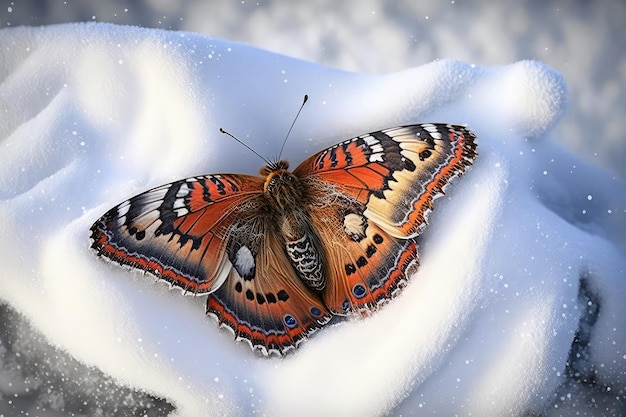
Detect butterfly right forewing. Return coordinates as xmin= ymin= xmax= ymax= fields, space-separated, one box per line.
xmin=294 ymin=124 xmax=477 ymax=239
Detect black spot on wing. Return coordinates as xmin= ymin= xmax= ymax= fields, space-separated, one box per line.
xmin=211 ymin=176 xmax=227 ymax=195
xmin=329 ymin=146 xmax=339 ymax=168
xmin=341 ymin=141 xmax=354 ymax=166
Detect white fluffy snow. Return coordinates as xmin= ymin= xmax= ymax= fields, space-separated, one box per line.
xmin=0 ymin=23 xmax=624 ymax=416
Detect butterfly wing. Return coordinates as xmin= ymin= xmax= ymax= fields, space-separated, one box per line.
xmin=90 ymin=173 xmax=331 ymax=355
xmin=305 ymin=196 xmax=419 ymax=315
xmin=90 ymin=174 xmax=264 ymax=293
xmin=206 ymin=225 xmax=331 ymax=355
xmin=295 ymin=124 xmax=477 ymax=239
xmin=294 ymin=124 xmax=477 ymax=314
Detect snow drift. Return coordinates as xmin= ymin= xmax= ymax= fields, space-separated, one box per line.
xmin=0 ymin=23 xmax=624 ymax=416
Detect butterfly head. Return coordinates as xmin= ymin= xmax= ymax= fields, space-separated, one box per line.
xmin=261 ymin=160 xmax=304 ymax=211
xmin=260 ymin=160 xmax=290 ymax=177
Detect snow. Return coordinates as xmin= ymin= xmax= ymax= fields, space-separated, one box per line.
xmin=0 ymin=22 xmax=625 ymax=416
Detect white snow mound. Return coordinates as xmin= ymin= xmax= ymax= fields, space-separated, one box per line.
xmin=0 ymin=23 xmax=624 ymax=416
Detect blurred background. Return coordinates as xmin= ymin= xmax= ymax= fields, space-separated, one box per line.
xmin=1 ymin=0 xmax=624 ymax=179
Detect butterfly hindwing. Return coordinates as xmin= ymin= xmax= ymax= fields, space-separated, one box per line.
xmin=304 ymin=194 xmax=419 ymax=315
xmin=206 ymin=226 xmax=331 ymax=355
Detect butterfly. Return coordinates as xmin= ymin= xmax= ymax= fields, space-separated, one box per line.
xmin=90 ymin=122 xmax=477 ymax=356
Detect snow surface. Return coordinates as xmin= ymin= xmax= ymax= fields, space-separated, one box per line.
xmin=0 ymin=22 xmax=625 ymax=416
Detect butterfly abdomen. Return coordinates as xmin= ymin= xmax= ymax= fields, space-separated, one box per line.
xmin=285 ymin=233 xmax=325 ymax=291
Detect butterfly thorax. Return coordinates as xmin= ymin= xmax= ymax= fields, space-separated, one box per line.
xmin=261 ymin=163 xmax=326 ymax=292
xmin=263 ymin=168 xmax=303 ymax=212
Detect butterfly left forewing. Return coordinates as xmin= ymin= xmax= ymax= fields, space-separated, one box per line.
xmin=90 ymin=174 xmax=264 ymax=293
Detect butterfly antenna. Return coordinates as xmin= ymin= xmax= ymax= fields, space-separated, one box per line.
xmin=219 ymin=128 xmax=272 ymax=166
xmin=278 ymin=94 xmax=308 ymax=161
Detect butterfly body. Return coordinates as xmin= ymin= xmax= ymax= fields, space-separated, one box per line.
xmin=91 ymin=124 xmax=477 ymax=356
